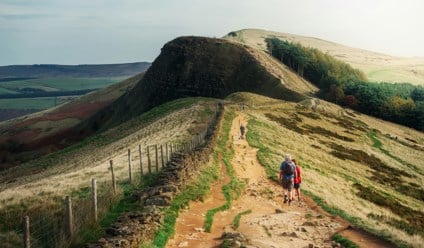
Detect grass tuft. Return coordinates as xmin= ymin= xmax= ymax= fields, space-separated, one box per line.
xmin=232 ymin=210 xmax=252 ymax=229
xmin=332 ymin=234 xmax=359 ymax=248
xmin=152 ymin=153 xmax=220 ymax=248
xmin=204 ymin=110 xmax=245 ymax=232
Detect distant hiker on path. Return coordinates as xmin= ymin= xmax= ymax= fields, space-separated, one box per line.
xmin=240 ymin=123 xmax=246 ymax=139
xmin=240 ymin=103 xmax=245 ymax=111
xmin=292 ymin=158 xmax=302 ymax=203
xmin=279 ymin=154 xmax=296 ymax=205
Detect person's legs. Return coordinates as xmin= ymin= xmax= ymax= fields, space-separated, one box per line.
xmin=287 ymin=179 xmax=294 ymax=205
xmin=282 ymin=179 xmax=289 ymax=203
xmin=294 ymin=183 xmax=301 ymax=201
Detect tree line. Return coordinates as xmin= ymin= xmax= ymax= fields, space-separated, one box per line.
xmin=266 ymin=37 xmax=424 ymax=131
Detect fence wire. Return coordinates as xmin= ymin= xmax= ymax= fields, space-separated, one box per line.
xmin=0 ymin=104 xmax=221 ymax=248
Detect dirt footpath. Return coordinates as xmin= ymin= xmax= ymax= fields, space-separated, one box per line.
xmin=167 ymin=112 xmax=391 ymax=248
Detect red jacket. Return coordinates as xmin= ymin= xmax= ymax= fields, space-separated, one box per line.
xmin=294 ymin=165 xmax=301 ymax=184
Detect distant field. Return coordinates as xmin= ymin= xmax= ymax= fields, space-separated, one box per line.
xmin=0 ymin=77 xmax=127 ymax=92
xmin=0 ymin=77 xmax=127 ymax=111
xmin=0 ymin=88 xmax=19 ymax=94
xmin=0 ymin=62 xmax=150 ymax=120
xmin=0 ymin=96 xmax=74 ymax=110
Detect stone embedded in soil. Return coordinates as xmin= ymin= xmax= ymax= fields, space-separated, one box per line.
xmin=275 ymin=208 xmax=284 ymax=213
xmin=279 ymin=231 xmax=299 ymax=238
xmin=221 ymin=231 xmax=247 ymax=242
xmin=178 ymin=241 xmax=188 ymax=247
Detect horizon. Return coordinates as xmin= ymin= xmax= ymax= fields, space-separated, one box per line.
xmin=0 ymin=0 xmax=423 ymax=66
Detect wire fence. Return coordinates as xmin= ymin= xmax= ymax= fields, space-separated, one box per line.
xmin=1 ymin=104 xmax=221 ymax=248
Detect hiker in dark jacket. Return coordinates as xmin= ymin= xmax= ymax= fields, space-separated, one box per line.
xmin=279 ymin=154 xmax=296 ymax=205
xmin=240 ymin=123 xmax=245 ymax=139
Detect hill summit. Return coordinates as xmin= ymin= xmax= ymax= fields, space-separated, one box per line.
xmin=84 ymin=36 xmax=315 ymax=131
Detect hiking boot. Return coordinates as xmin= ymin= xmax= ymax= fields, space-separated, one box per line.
xmin=283 ymin=195 xmax=288 ymax=203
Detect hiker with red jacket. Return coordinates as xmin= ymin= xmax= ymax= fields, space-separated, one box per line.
xmin=279 ymin=154 xmax=297 ymax=205
xmin=292 ymin=158 xmax=302 ymax=203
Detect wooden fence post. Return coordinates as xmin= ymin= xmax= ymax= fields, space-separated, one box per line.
xmin=155 ymin=145 xmax=159 ymax=172
xmin=65 ymin=196 xmax=73 ymax=238
xmin=147 ymin=146 xmax=152 ymax=174
xmin=160 ymin=145 xmax=164 ymax=169
xmin=109 ymin=160 xmax=116 ymax=194
xmin=92 ymin=178 xmax=98 ymax=222
xmin=23 ymin=216 xmax=30 ymax=248
xmin=139 ymin=144 xmax=143 ymax=176
xmin=128 ymin=149 xmax=132 ymax=183
xmin=165 ymin=143 xmax=169 ymax=165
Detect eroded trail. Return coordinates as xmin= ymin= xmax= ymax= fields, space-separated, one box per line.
xmin=167 ymin=112 xmax=390 ymax=248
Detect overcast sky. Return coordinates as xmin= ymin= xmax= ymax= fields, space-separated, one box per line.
xmin=0 ymin=0 xmax=423 ymax=66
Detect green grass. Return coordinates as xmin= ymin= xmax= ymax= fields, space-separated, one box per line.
xmin=0 ymin=97 xmax=69 ymax=109
xmin=245 ymin=118 xmax=279 ymax=182
xmin=353 ymin=183 xmax=424 ymax=236
xmin=71 ymin=173 xmax=160 ymax=247
xmin=204 ymin=110 xmax=245 ymax=232
xmin=0 ymin=87 xmax=19 ymax=94
xmin=332 ymin=234 xmax=359 ymax=248
xmin=152 ymin=150 xmax=220 ymax=248
xmin=245 ymin=116 xmax=412 ymax=248
xmin=0 ymin=77 xmax=124 ymax=92
xmin=220 ymin=239 xmax=233 ymax=248
xmin=29 ymin=98 xmax=215 ymax=170
xmin=0 ymin=173 xmax=159 ymax=248
xmin=232 ymin=210 xmax=252 ymax=229
xmin=368 ymin=131 xmax=423 ymax=175
xmin=246 ymin=117 xmax=364 ymax=226
xmin=262 ymin=225 xmax=272 ymax=237
xmin=303 ymin=189 xmax=363 ymax=226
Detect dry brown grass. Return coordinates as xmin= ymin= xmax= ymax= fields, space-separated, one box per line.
xmin=237 ymin=92 xmax=424 ymax=247
xmin=224 ymin=29 xmax=424 ymax=85
xmin=0 ymin=102 xmax=214 ymax=209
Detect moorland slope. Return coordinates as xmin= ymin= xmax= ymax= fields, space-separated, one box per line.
xmin=80 ymin=36 xmax=318 ymax=132
xmin=1 ymin=33 xmax=423 ymax=248
xmin=224 ymin=29 xmax=424 ymax=85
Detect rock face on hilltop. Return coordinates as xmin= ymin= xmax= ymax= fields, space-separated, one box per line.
xmin=87 ymin=36 xmax=305 ymax=130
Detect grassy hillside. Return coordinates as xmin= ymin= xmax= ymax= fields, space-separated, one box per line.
xmin=264 ymin=37 xmax=424 ymax=131
xmin=0 ymin=97 xmax=217 ymax=247
xmin=224 ymin=29 xmax=424 ymax=85
xmin=231 ymin=92 xmax=424 ymax=247
xmin=0 ymin=97 xmax=71 ymax=110
xmin=0 ymin=77 xmax=124 ymax=96
xmin=0 ymin=62 xmax=150 ymax=78
xmin=0 ymin=73 xmax=144 ymax=169
xmin=0 ymin=62 xmax=151 ymax=120
xmin=83 ymin=36 xmax=317 ymax=134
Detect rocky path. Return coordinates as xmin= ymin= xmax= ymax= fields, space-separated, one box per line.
xmin=167 ymin=112 xmax=392 ymax=248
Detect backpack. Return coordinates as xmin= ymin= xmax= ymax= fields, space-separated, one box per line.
xmin=283 ymin=161 xmax=295 ymax=176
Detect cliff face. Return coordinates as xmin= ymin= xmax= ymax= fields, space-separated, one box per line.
xmin=90 ymin=36 xmax=305 ymax=130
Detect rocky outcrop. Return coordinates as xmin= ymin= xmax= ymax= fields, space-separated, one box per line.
xmin=86 ymin=104 xmax=223 ymax=248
